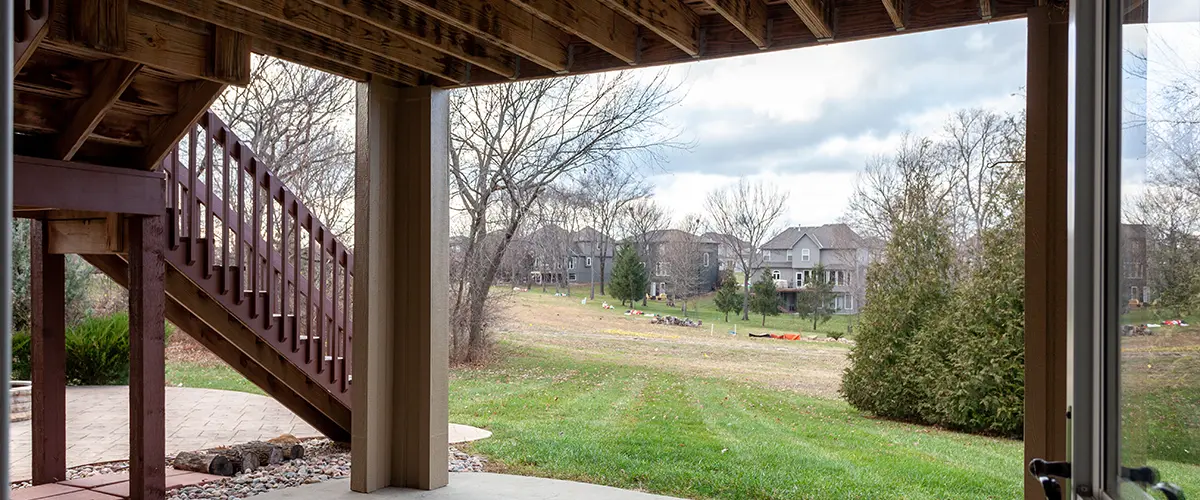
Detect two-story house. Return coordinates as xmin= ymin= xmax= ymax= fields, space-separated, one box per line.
xmin=637 ymin=229 xmax=721 ymax=298
xmin=523 ymin=225 xmax=615 ymax=285
xmin=751 ymin=223 xmax=871 ymax=314
xmin=702 ymin=232 xmax=752 ymax=273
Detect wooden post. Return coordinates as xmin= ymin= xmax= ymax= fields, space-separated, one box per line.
xmin=1024 ymin=6 xmax=1069 ymax=500
xmin=30 ymin=219 xmax=66 ymax=485
xmin=129 ymin=215 xmax=166 ymax=500
xmin=351 ymin=80 xmax=449 ymax=492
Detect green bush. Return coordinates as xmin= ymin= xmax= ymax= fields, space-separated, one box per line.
xmin=9 ymin=313 xmax=133 ymax=385
xmin=842 ymin=177 xmax=1026 ymax=438
xmin=10 ymin=219 xmax=95 ymax=332
xmin=12 ymin=331 xmax=31 ymax=381
xmin=66 ymin=313 xmax=131 ymax=385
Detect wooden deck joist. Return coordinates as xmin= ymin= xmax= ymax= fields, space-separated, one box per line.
xmin=14 ymin=156 xmax=165 ymax=214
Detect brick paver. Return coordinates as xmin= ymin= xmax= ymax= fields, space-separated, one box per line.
xmin=9 ymin=386 xmax=319 ymax=482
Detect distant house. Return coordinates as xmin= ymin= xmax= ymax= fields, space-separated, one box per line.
xmin=568 ymin=227 xmax=615 ymax=284
xmin=635 ymin=229 xmax=721 ymax=298
xmin=1122 ymin=223 xmax=1149 ymax=307
xmin=751 ymin=223 xmax=871 ymax=314
xmin=522 ymin=225 xmax=615 ymax=285
xmin=702 ymin=232 xmax=751 ymax=273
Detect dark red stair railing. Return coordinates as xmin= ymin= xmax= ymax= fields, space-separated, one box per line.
xmin=162 ymin=111 xmax=353 ymax=406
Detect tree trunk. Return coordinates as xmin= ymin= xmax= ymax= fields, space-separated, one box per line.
xmin=281 ymin=444 xmax=304 ymax=460
xmin=173 ymin=452 xmax=233 ymax=476
xmin=762 ymin=314 xmax=766 ymax=326
xmin=211 ymin=449 xmax=256 ymax=474
xmin=233 ymin=442 xmax=283 ymax=467
xmin=741 ymin=280 xmax=751 ymax=320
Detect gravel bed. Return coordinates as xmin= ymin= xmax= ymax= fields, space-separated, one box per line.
xmin=11 ymin=441 xmax=487 ymax=499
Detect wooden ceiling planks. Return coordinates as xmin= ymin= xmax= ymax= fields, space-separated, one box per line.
xmin=13 ymin=0 xmax=1039 ymax=170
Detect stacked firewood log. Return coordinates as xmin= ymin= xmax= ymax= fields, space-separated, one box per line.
xmin=172 ymin=435 xmax=306 ymax=477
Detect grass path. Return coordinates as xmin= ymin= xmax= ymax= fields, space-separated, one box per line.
xmin=452 ymin=343 xmax=1025 ymax=499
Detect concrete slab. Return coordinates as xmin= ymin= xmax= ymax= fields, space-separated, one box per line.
xmin=448 ymin=424 xmax=491 ymax=444
xmin=248 ymin=474 xmax=683 ymax=500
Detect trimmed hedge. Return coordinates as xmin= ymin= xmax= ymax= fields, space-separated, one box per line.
xmin=11 ymin=313 xmax=134 ymax=385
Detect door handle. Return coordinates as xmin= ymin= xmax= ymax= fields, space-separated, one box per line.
xmin=1029 ymin=459 xmax=1072 ymax=500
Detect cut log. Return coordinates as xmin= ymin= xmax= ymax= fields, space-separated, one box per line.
xmin=281 ymin=444 xmax=304 ymax=461
xmin=173 ymin=451 xmax=233 ymax=476
xmin=212 ymin=449 xmax=256 ymax=474
xmin=234 ymin=442 xmax=283 ymax=467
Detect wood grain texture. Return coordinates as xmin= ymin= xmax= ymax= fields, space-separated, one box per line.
xmin=205 ymin=0 xmax=470 ymax=81
xmin=396 ymin=0 xmax=570 ymax=73
xmin=882 ymin=0 xmax=905 ymax=29
xmin=306 ymin=0 xmax=518 ymax=77
xmin=1023 ymin=7 xmax=1068 ymax=500
xmin=48 ymin=0 xmax=244 ymax=84
xmin=600 ymin=0 xmax=700 ymax=55
xmin=138 ymin=0 xmax=446 ymax=83
xmin=69 ymin=0 xmax=129 ymax=51
xmin=30 ymin=220 xmax=67 ymax=485
xmin=782 ymin=0 xmax=831 ymax=39
xmin=209 ymin=26 xmax=250 ymax=85
xmin=250 ymin=38 xmax=374 ymax=82
xmin=511 ymin=0 xmax=639 ymax=64
xmin=129 ymin=215 xmax=167 ymax=500
xmin=701 ymin=0 xmax=770 ymax=47
xmin=13 ymin=156 xmax=166 ymax=214
xmin=55 ymin=60 xmax=142 ymax=160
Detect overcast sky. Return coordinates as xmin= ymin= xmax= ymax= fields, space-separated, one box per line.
xmin=640 ymin=19 xmax=1029 ymax=228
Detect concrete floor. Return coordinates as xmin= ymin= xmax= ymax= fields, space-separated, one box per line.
xmin=251 ymin=474 xmax=683 ymax=499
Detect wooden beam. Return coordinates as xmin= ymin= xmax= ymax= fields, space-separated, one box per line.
xmin=783 ymin=0 xmax=833 ymax=40
xmin=14 ymin=156 xmax=166 ymax=214
xmin=980 ymin=0 xmax=993 ymax=20
xmin=55 ymin=60 xmax=142 ymax=161
xmin=599 ymin=0 xmax=700 ymax=56
xmin=510 ymin=0 xmax=639 ymax=64
xmin=1023 ymin=6 xmax=1067 ymax=500
xmin=141 ymin=80 xmax=224 ymax=169
xmin=701 ymin=0 xmax=770 ymax=48
xmin=304 ymin=0 xmax=519 ymax=78
xmin=250 ymin=39 xmax=372 ymax=82
xmin=209 ymin=26 xmax=250 ymax=85
xmin=30 ymin=220 xmax=67 ymax=485
xmin=46 ymin=0 xmax=245 ymax=85
xmin=882 ymin=0 xmax=905 ymax=30
xmin=129 ymin=215 xmax=167 ymax=500
xmin=140 ymin=0 xmax=453 ymax=83
xmin=351 ymin=82 xmax=449 ymax=492
xmin=15 ymin=0 xmax=52 ymax=73
xmin=199 ymin=0 xmax=469 ymax=82
xmin=396 ymin=0 xmax=570 ymax=73
xmin=47 ymin=213 xmax=126 ymax=254
xmin=69 ymin=0 xmax=128 ymax=52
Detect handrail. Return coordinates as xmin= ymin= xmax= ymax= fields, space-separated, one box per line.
xmin=163 ymin=111 xmax=353 ymax=395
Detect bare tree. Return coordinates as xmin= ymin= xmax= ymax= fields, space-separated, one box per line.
xmin=661 ymin=216 xmax=706 ymax=315
xmin=450 ymin=71 xmax=681 ymax=363
xmin=529 ymin=186 xmax=584 ymax=294
xmin=705 ymin=179 xmax=787 ymax=320
xmin=938 ymin=108 xmax=1025 ymax=255
xmin=621 ymin=198 xmax=669 ymax=305
xmin=843 ymin=134 xmax=951 ymax=242
xmin=575 ymin=163 xmax=650 ymax=299
xmin=215 ymin=56 xmax=356 ymax=239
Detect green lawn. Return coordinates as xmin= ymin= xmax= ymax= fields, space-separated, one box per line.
xmin=452 ymin=343 xmax=1024 ymax=499
xmin=166 ymin=361 xmax=264 ymax=395
xmin=525 ymin=286 xmax=858 ymax=338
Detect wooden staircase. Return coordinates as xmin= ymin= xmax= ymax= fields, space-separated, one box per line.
xmin=85 ymin=111 xmax=355 ymax=441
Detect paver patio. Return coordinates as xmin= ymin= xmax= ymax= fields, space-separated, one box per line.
xmin=9 ymin=386 xmax=319 ymax=482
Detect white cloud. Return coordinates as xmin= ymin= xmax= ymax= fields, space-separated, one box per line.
xmin=648 ymin=171 xmax=859 ymax=229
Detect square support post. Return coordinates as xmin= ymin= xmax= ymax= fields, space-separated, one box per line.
xmin=1024 ymin=6 xmax=1069 ymax=500
xmin=30 ymin=219 xmax=66 ymax=485
xmin=351 ymin=80 xmax=450 ymax=493
xmin=129 ymin=215 xmax=166 ymax=500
